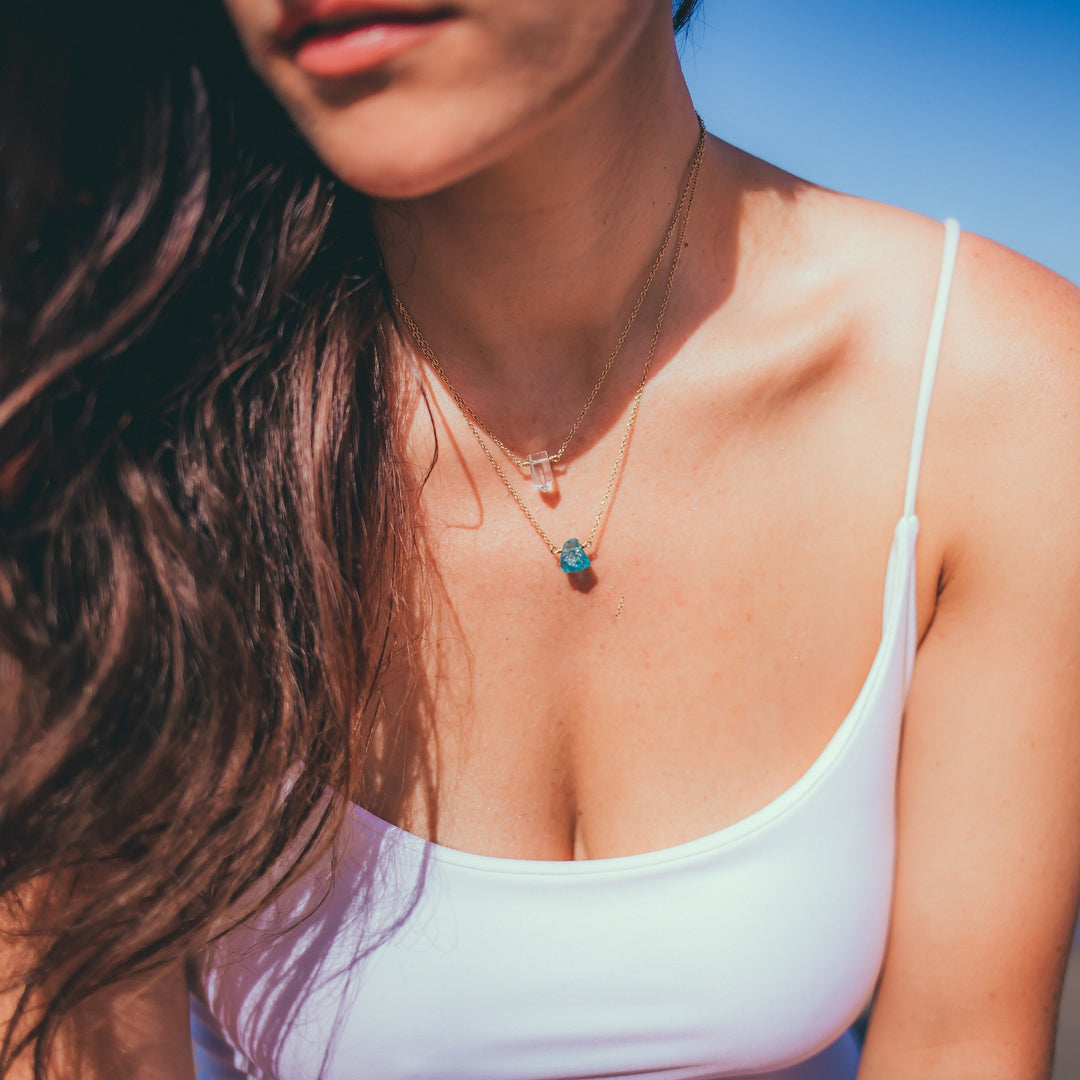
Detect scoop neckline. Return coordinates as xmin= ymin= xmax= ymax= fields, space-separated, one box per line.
xmin=346 ymin=515 xmax=918 ymax=878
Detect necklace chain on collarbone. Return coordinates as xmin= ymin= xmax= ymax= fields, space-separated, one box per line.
xmin=393 ymin=116 xmax=706 ymax=572
xmin=393 ymin=120 xmax=702 ymax=493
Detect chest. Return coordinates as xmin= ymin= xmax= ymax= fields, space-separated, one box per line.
xmin=201 ymin=567 xmax=913 ymax=1078
xmin=363 ymin=339 xmax=939 ymax=861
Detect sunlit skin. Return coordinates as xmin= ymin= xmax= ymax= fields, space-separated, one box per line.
xmin=31 ymin=1 xmax=1080 ymax=1076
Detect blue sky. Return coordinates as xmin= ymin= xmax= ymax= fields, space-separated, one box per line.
xmin=679 ymin=0 xmax=1080 ymax=285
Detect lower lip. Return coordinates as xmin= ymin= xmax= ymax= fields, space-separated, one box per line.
xmin=292 ymin=20 xmax=447 ymax=78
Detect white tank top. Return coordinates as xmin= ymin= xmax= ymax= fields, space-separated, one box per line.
xmin=192 ymin=220 xmax=962 ymax=1080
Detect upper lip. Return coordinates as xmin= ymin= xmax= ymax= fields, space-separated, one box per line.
xmin=275 ymin=1 xmax=458 ymax=46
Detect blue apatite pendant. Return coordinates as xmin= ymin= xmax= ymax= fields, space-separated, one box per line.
xmin=559 ymin=538 xmax=590 ymax=573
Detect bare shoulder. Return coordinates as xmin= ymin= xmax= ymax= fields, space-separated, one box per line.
xmin=732 ymin=150 xmax=1080 ymax=536
xmin=796 ymin=186 xmax=1080 ymax=546
xmin=931 ymin=214 xmax=1080 ymax=450
xmin=923 ymin=218 xmax=1080 ymax=570
xmin=831 ymin=194 xmax=1080 ymax=408
xmin=706 ymin=144 xmax=1080 ymax=567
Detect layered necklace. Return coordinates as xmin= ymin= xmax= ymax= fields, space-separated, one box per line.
xmin=394 ymin=117 xmax=706 ymax=574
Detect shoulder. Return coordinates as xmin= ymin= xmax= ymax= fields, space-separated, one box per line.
xmin=716 ymin=145 xmax=1080 ymax=399
xmin=790 ymin=185 xmax=1080 ymax=558
xmin=704 ymin=144 xmax=1080 ymax=540
xmin=812 ymin=191 xmax=1080 ymax=418
xmin=936 ymin=223 xmax=1080 ymax=549
xmin=739 ymin=159 xmax=1080 ymax=382
xmin=777 ymin=168 xmax=1080 ymax=605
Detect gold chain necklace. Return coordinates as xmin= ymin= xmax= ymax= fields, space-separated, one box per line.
xmin=393 ymin=121 xmax=703 ymax=495
xmin=395 ymin=118 xmax=705 ymax=572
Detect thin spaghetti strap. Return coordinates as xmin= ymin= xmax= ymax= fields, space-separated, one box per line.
xmin=902 ymin=218 xmax=961 ymax=518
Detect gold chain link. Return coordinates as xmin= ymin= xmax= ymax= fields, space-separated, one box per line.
xmin=394 ymin=117 xmax=706 ymax=562
xmin=393 ymin=124 xmax=699 ymax=470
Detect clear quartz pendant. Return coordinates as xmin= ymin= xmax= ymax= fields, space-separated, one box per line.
xmin=527 ymin=451 xmax=555 ymax=493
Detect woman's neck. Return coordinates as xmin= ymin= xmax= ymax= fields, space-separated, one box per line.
xmin=373 ymin=21 xmax=716 ymax=413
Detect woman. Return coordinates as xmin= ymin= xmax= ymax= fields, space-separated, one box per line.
xmin=2 ymin=0 xmax=1079 ymax=1077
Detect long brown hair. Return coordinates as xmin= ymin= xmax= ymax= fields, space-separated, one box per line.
xmin=0 ymin=0 xmax=702 ymax=1075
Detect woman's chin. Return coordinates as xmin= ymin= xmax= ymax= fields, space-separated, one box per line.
xmin=314 ymin=134 xmax=506 ymax=201
xmin=337 ymin=163 xmax=468 ymax=201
